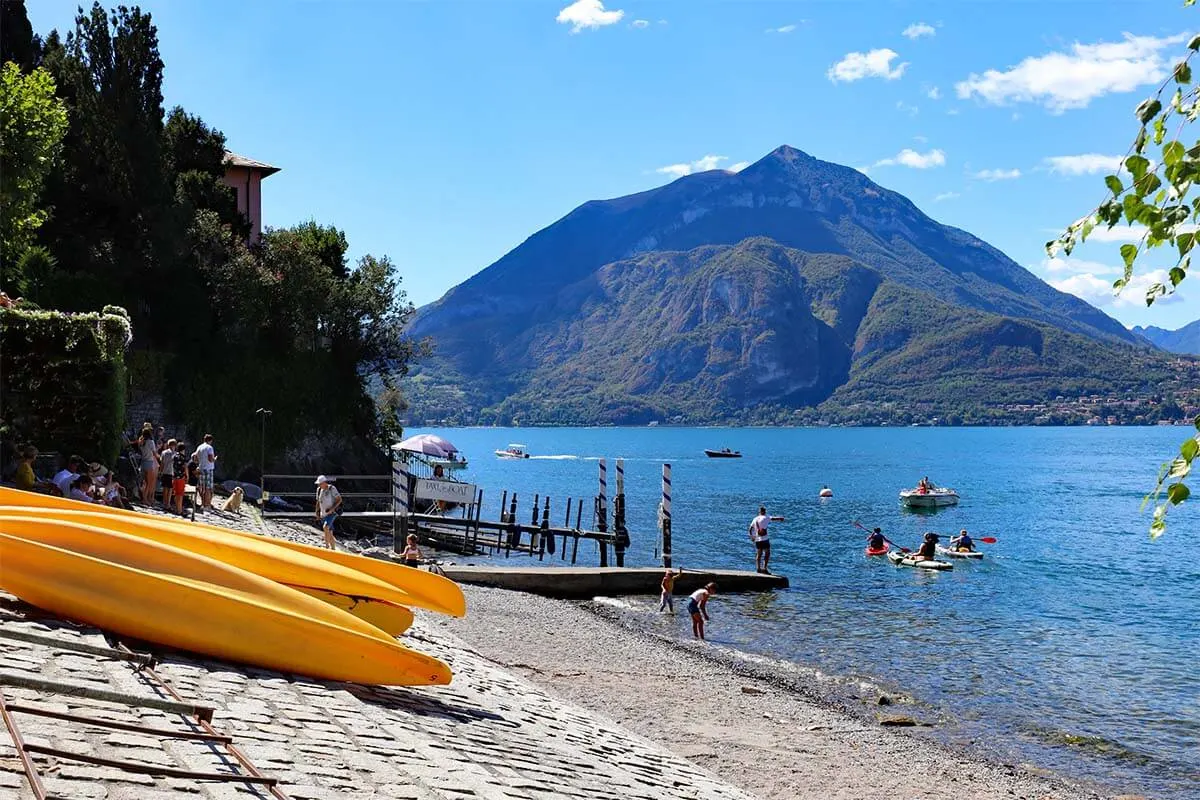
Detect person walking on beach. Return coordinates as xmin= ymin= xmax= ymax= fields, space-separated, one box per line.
xmin=749 ymin=506 xmax=782 ymax=574
xmin=687 ymin=582 xmax=716 ymax=640
xmin=314 ymin=475 xmax=342 ymax=550
xmin=192 ymin=434 xmax=217 ymax=510
xmin=658 ymin=568 xmax=682 ymax=613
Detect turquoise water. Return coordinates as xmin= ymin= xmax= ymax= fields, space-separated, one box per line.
xmin=414 ymin=426 xmax=1198 ymax=798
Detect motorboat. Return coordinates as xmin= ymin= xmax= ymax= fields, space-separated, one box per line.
xmin=430 ymin=455 xmax=469 ymax=472
xmin=704 ymin=448 xmax=742 ymax=458
xmin=495 ymin=443 xmax=530 ymax=459
xmin=899 ymin=487 xmax=960 ymax=508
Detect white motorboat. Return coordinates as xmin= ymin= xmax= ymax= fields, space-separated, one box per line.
xmin=495 ymin=443 xmax=530 ymax=459
xmin=899 ymin=487 xmax=960 ymax=508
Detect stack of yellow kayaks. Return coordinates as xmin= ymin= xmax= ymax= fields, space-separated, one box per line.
xmin=0 ymin=486 xmax=463 ymax=686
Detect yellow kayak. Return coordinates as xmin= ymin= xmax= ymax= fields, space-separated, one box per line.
xmin=0 ymin=506 xmax=421 ymax=616
xmin=0 ymin=515 xmax=397 ymax=643
xmin=0 ymin=531 xmax=450 ymax=685
xmin=0 ymin=487 xmax=465 ymax=617
xmin=295 ymin=587 xmax=414 ymax=637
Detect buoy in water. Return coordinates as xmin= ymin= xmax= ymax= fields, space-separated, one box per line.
xmin=819 ymin=486 xmax=833 ymax=498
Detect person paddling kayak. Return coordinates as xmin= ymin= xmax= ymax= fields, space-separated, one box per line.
xmin=912 ymin=532 xmax=939 ymax=561
xmin=950 ymin=529 xmax=974 ymax=552
xmin=866 ymin=527 xmax=892 ymax=552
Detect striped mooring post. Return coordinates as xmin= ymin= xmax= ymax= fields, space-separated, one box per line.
xmin=597 ymin=458 xmax=608 ymax=567
xmin=614 ymin=458 xmax=628 ymax=567
xmin=659 ymin=462 xmax=672 ymax=568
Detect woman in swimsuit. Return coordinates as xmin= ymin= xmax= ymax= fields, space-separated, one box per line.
xmin=687 ymin=583 xmax=716 ymax=640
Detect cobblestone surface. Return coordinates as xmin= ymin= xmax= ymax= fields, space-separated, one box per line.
xmin=0 ymin=596 xmax=760 ymax=800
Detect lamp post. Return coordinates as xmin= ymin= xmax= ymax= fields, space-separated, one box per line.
xmin=256 ymin=407 xmax=272 ymax=501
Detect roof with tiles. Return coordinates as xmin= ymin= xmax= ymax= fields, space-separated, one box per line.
xmin=223 ymin=151 xmax=280 ymax=177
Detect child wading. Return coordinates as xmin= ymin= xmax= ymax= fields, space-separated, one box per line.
xmin=400 ymin=534 xmax=423 ymax=568
xmin=658 ymin=568 xmax=681 ymax=613
xmin=687 ymin=582 xmax=716 ymax=640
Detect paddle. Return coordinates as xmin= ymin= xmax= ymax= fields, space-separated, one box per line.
xmin=852 ymin=520 xmax=909 ymax=553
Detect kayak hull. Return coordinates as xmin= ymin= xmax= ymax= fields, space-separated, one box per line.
xmin=886 ymin=550 xmax=953 ymax=570
xmin=0 ymin=486 xmax=465 ymax=617
xmin=936 ymin=545 xmax=984 ymax=559
xmin=0 ymin=532 xmax=451 ymax=685
xmin=865 ymin=544 xmax=890 ymax=556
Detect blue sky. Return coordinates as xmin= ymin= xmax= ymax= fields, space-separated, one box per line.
xmin=26 ymin=0 xmax=1200 ymax=330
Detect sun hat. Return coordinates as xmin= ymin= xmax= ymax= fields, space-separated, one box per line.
xmin=314 ymin=475 xmax=334 ymax=485
xmin=87 ymin=462 xmax=108 ymax=477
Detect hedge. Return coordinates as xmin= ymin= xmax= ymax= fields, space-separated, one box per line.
xmin=0 ymin=304 xmax=132 ymax=464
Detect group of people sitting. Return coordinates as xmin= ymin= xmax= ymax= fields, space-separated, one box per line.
xmin=10 ymin=445 xmax=130 ymax=507
xmin=866 ymin=527 xmax=975 ymax=560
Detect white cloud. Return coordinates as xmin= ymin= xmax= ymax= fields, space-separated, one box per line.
xmin=1083 ymin=225 xmax=1147 ymax=243
xmin=934 ymin=191 xmax=960 ymax=202
xmin=766 ymin=24 xmax=798 ymax=34
xmin=828 ymin=49 xmax=908 ymax=82
xmin=914 ymin=135 xmax=928 ymax=143
xmin=655 ymin=155 xmax=736 ymax=178
xmin=630 ymin=19 xmax=649 ymax=29
xmin=1044 ymin=154 xmax=1123 ymax=175
xmin=1051 ymin=268 xmax=1181 ymax=308
xmin=557 ymin=0 xmax=624 ymax=33
xmin=1039 ymin=256 xmax=1121 ymax=275
xmin=896 ymin=100 xmax=919 ymax=117
xmin=973 ymin=168 xmax=1021 ymax=181
xmin=903 ymin=22 xmax=936 ymax=40
xmin=955 ymin=32 xmax=1189 ymax=112
xmin=927 ymin=86 xmax=942 ymax=100
xmin=874 ymin=148 xmax=946 ymax=169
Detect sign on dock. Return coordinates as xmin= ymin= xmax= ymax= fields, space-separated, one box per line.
xmin=414 ymin=478 xmax=478 ymax=504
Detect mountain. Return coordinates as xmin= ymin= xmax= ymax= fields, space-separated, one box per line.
xmin=1133 ymin=320 xmax=1200 ymax=354
xmin=404 ymin=146 xmax=1184 ymax=425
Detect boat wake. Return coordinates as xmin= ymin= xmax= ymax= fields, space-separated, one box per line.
xmin=529 ymin=455 xmax=578 ymax=460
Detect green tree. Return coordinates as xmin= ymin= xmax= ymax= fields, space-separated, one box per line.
xmin=1048 ymin=5 xmax=1200 ymax=537
xmin=0 ymin=0 xmax=40 ymax=72
xmin=0 ymin=62 xmax=67 ymax=276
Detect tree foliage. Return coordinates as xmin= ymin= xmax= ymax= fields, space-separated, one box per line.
xmin=1047 ymin=4 xmax=1200 ymax=537
xmin=0 ymin=62 xmax=68 ymax=270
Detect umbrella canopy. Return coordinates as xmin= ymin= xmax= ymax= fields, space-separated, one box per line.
xmin=392 ymin=434 xmax=460 ymax=459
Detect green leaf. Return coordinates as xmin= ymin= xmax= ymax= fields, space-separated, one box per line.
xmin=1120 ymin=243 xmax=1138 ymax=271
xmin=1194 ymin=413 xmax=1200 ymax=432
xmin=1136 ymin=98 xmax=1162 ymax=124
xmin=1181 ymin=437 xmax=1199 ymax=462
xmin=1191 ymin=33 xmax=1200 ymax=49
xmin=1167 ymin=482 xmax=1190 ymax=505
xmin=1170 ymin=266 xmax=1187 ymax=286
xmin=1168 ymin=456 xmax=1192 ymax=479
xmin=1125 ymin=154 xmax=1151 ymax=182
xmin=1105 ymin=175 xmax=1124 ymax=196
xmin=1081 ymin=218 xmax=1095 ymax=241
xmin=1178 ymin=231 xmax=1195 ymax=256
xmin=1123 ymin=194 xmax=1145 ymax=224
xmin=1164 ymin=140 xmax=1185 ymax=167
xmin=1177 ymin=61 xmax=1194 ymax=85
xmin=1150 ymin=513 xmax=1166 ymax=540
xmin=1141 ymin=172 xmax=1163 ymax=196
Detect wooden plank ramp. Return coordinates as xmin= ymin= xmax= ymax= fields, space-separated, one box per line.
xmin=439 ymin=566 xmax=787 ymax=599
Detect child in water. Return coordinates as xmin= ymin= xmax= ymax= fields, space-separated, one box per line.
xmin=658 ymin=568 xmax=682 ymax=613
xmin=687 ymin=582 xmax=716 ymax=640
xmin=400 ymin=534 xmax=423 ymax=568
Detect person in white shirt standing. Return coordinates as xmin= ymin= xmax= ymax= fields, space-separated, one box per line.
xmin=314 ymin=475 xmax=342 ymax=549
xmin=748 ymin=505 xmax=782 ymax=574
xmin=192 ymin=434 xmax=217 ymax=510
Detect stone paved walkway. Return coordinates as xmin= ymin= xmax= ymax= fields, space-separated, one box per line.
xmin=0 ymin=602 xmax=761 ymax=800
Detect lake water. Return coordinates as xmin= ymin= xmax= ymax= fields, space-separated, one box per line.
xmin=411 ymin=426 xmax=1199 ymax=798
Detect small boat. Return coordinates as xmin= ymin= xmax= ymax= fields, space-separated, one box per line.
xmin=899 ymin=487 xmax=960 ymax=508
xmin=495 ymin=443 xmax=531 ymax=459
xmin=887 ymin=550 xmax=953 ymax=570
xmin=431 ymin=455 xmax=469 ymax=472
xmin=819 ymin=486 xmax=833 ymax=498
xmin=704 ymin=448 xmax=742 ymax=458
xmin=936 ymin=545 xmax=984 ymax=559
xmin=865 ymin=543 xmax=890 ymax=557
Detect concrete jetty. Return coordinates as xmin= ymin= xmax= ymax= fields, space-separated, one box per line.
xmin=440 ymin=565 xmax=788 ymax=598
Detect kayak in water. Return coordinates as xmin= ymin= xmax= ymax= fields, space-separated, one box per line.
xmin=865 ymin=543 xmax=890 ymax=556
xmin=887 ymin=550 xmax=953 ymax=571
xmin=936 ymin=545 xmax=984 ymax=559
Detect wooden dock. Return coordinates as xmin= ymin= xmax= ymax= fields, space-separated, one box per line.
xmin=439 ymin=566 xmax=788 ymax=599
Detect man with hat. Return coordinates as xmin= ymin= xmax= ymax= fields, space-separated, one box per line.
xmin=314 ymin=475 xmax=342 ymax=550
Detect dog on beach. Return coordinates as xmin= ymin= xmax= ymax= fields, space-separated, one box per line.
xmin=222 ymin=486 xmax=244 ymax=513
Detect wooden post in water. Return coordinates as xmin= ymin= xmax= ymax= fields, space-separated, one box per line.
xmin=597 ymin=459 xmax=609 ymax=567
xmin=505 ymin=493 xmax=519 ymax=556
xmin=538 ymin=497 xmax=551 ymax=560
xmin=659 ymin=462 xmax=672 ymax=568
xmin=571 ymin=497 xmax=583 ymax=564
xmin=613 ymin=458 xmax=628 ymax=567
xmin=562 ymin=498 xmax=572 ymax=560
